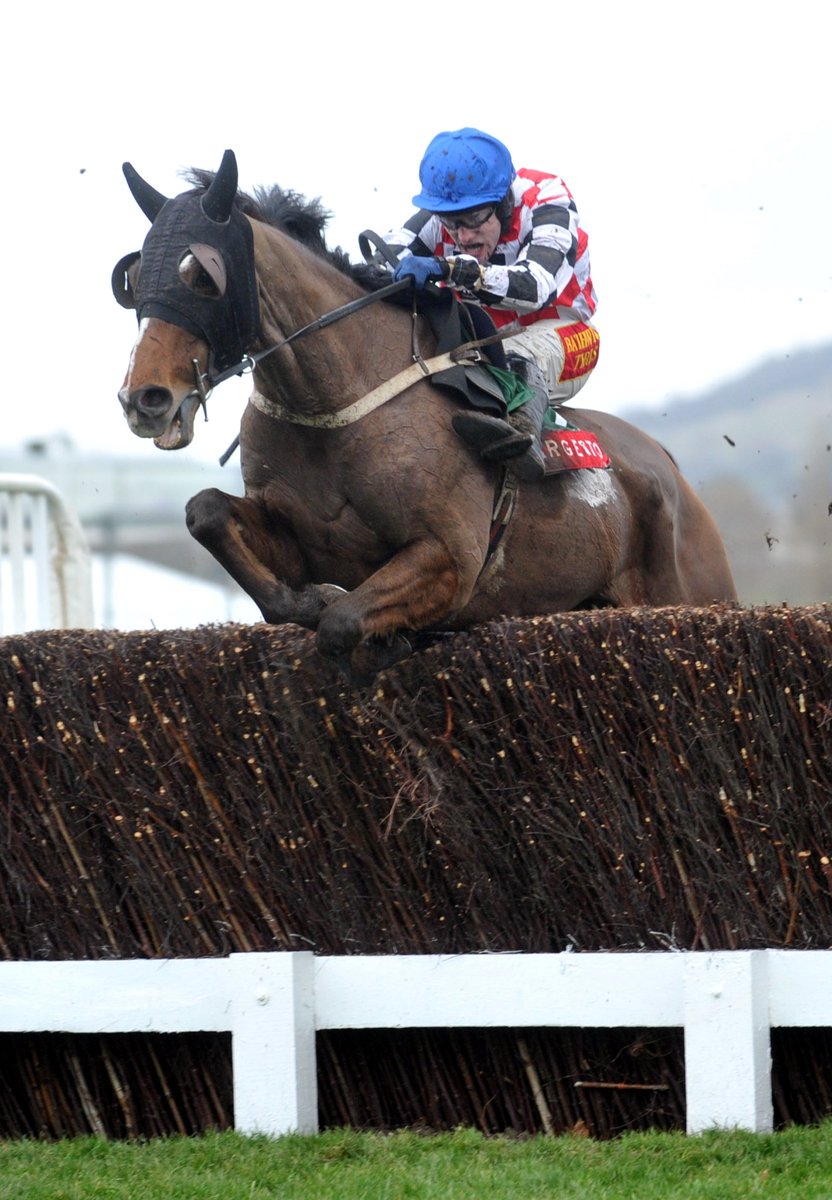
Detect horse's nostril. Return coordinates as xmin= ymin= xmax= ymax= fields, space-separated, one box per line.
xmin=134 ymin=386 xmax=173 ymax=416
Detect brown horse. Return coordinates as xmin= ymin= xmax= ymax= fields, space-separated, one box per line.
xmin=115 ymin=150 xmax=736 ymax=683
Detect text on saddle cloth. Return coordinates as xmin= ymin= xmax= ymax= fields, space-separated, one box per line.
xmin=541 ymin=409 xmax=612 ymax=475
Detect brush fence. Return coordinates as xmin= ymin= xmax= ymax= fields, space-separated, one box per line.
xmin=1 ymin=948 xmax=830 ymax=1135
xmin=1 ymin=605 xmax=830 ymax=1135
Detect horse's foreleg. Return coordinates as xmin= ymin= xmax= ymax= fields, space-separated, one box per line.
xmin=185 ymin=488 xmax=338 ymax=628
xmin=314 ymin=537 xmax=464 ymax=668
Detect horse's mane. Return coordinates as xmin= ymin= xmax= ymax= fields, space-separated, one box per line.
xmin=184 ymin=167 xmax=361 ymax=281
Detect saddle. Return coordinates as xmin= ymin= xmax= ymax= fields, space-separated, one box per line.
xmin=424 ymin=293 xmax=520 ymax=417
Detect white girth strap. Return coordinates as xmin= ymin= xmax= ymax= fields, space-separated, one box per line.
xmin=248 ymin=350 xmax=475 ymax=428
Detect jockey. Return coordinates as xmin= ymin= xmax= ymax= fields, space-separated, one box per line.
xmin=382 ymin=127 xmax=600 ymax=482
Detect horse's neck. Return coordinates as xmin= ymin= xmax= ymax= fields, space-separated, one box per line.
xmin=250 ymin=223 xmax=415 ymax=415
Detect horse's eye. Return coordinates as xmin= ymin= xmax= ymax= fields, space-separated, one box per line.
xmin=178 ymin=251 xmax=222 ymax=298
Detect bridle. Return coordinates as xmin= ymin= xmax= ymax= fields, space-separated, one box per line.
xmin=200 ymin=276 xmax=413 ymax=397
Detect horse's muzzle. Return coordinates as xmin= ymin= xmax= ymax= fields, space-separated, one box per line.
xmin=118 ymin=385 xmax=199 ymax=450
xmin=121 ymin=384 xmax=173 ymax=420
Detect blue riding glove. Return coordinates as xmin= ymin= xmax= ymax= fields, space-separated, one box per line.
xmin=392 ymin=256 xmax=449 ymax=289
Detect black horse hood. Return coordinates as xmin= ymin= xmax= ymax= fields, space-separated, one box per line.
xmin=116 ymin=150 xmax=261 ymax=375
xmin=134 ymin=190 xmax=260 ymax=373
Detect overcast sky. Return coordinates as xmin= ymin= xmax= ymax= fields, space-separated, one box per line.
xmin=2 ymin=0 xmax=829 ymax=471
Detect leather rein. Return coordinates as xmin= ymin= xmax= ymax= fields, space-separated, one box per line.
xmin=205 ymin=232 xmax=518 ymax=464
xmin=206 ymin=274 xmax=408 ymax=463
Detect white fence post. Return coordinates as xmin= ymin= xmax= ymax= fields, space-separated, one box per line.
xmin=684 ymin=951 xmax=773 ymax=1133
xmin=229 ymin=951 xmax=318 ymax=1136
xmin=0 ymin=473 xmax=93 ymax=633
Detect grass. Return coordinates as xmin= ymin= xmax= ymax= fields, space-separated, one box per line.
xmin=1 ymin=1125 xmax=832 ymax=1200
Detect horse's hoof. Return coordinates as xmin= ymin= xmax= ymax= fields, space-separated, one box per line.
xmin=355 ymin=634 xmax=413 ymax=677
xmin=329 ymin=634 xmax=414 ymax=690
xmin=316 ymin=604 xmax=363 ymax=662
xmin=318 ymin=583 xmax=348 ymax=606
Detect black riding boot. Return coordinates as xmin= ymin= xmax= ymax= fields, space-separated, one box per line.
xmin=451 ymin=356 xmax=550 ymax=483
xmin=451 ymin=409 xmax=532 ymax=462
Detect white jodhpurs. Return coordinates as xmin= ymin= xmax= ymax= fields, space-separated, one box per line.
xmin=503 ymin=318 xmax=600 ymax=403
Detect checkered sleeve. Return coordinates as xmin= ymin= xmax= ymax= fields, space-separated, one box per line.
xmin=477 ymin=176 xmax=581 ymax=314
xmin=381 ymin=211 xmax=446 ymax=260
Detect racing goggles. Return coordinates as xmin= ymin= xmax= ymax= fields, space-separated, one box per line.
xmin=436 ymin=204 xmax=497 ymax=232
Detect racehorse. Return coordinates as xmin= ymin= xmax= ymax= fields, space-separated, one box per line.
xmin=115 ymin=150 xmax=736 ymax=684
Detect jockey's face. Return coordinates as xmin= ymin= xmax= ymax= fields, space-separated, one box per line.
xmin=444 ymin=211 xmax=502 ymax=264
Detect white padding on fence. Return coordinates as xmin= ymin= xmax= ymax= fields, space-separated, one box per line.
xmin=0 ymin=958 xmax=232 ymax=1033
xmin=2 ymin=950 xmax=832 ymax=1136
xmin=313 ymin=952 xmax=684 ymax=1028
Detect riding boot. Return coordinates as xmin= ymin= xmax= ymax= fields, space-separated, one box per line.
xmin=451 ymin=411 xmax=532 ymax=462
xmin=451 ymin=357 xmax=550 ymax=482
xmin=495 ymin=357 xmax=550 ymax=482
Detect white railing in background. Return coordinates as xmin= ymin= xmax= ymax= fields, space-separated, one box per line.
xmin=1 ymin=950 xmax=829 ymax=1136
xmin=0 ymin=474 xmax=93 ymax=633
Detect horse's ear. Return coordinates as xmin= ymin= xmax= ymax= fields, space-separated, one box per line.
xmin=201 ymin=149 xmax=238 ymax=224
xmin=123 ymin=162 xmax=168 ymax=222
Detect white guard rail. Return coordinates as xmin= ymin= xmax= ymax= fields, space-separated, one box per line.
xmin=0 ymin=473 xmax=93 ymax=633
xmin=0 ymin=949 xmax=829 ymax=1136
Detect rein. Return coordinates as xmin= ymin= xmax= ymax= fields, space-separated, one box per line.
xmin=212 ymin=271 xmax=518 ymax=464
xmin=210 ymin=276 xmax=413 ymax=392
xmin=209 ymin=277 xmax=412 ymax=462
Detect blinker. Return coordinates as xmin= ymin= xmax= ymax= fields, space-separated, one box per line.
xmin=187 ymin=243 xmax=227 ymax=296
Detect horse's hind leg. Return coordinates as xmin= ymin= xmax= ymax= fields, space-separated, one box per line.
xmin=314 ymin=537 xmax=465 ymax=672
xmin=639 ymin=479 xmax=737 ymax=605
xmin=185 ymin=488 xmax=339 ymax=628
xmin=673 ymin=499 xmax=737 ymax=603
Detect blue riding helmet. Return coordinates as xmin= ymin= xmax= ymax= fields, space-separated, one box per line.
xmin=412 ymin=127 xmax=515 ymax=212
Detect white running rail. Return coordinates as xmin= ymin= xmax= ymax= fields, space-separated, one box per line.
xmin=0 ymin=473 xmax=93 ymax=633
xmin=1 ymin=949 xmax=829 ymax=1137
